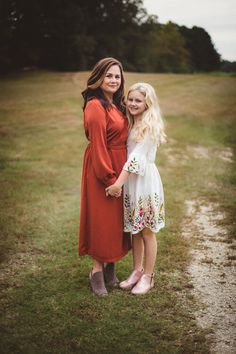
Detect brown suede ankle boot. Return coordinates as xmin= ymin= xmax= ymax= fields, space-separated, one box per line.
xmin=89 ymin=271 xmax=108 ymax=296
xmin=103 ymin=263 xmax=119 ymax=287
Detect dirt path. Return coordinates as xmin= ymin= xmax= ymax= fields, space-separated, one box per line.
xmin=165 ymin=142 xmax=236 ymax=353
xmin=183 ymin=199 xmax=236 ymax=353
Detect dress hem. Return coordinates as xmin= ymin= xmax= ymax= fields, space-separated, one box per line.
xmin=124 ymin=223 xmax=165 ymax=235
xmin=78 ymin=249 xmax=130 ymax=263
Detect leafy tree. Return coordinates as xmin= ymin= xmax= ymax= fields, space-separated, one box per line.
xmin=0 ymin=0 xmax=147 ymax=71
xmin=220 ymin=60 xmax=236 ymax=72
xmin=83 ymin=0 xmax=147 ymax=68
xmin=0 ymin=0 xmax=224 ymax=73
xmin=146 ymin=22 xmax=190 ymax=72
xmin=180 ymin=25 xmax=221 ymax=71
xmin=0 ymin=0 xmax=20 ymax=71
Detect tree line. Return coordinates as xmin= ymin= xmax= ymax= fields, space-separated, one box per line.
xmin=0 ymin=0 xmax=228 ymax=73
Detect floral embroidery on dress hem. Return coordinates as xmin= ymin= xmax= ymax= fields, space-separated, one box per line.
xmin=124 ymin=193 xmax=165 ymax=234
xmin=124 ymin=223 xmax=165 ymax=234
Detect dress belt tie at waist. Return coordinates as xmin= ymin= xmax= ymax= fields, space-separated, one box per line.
xmin=107 ymin=144 xmax=126 ymax=150
xmin=86 ymin=143 xmax=126 ymax=150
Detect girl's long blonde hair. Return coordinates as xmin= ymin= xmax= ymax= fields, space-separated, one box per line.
xmin=126 ymin=83 xmax=167 ymax=145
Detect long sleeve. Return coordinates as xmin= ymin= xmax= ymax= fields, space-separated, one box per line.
xmin=84 ymin=100 xmax=117 ymax=186
xmin=123 ymin=132 xmax=150 ymax=176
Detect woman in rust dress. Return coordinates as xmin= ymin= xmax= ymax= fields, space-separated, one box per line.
xmin=79 ymin=58 xmax=131 ymax=295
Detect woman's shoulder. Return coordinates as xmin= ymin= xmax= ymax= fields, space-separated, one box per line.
xmin=86 ymin=98 xmax=103 ymax=109
xmin=85 ymin=98 xmax=106 ymax=116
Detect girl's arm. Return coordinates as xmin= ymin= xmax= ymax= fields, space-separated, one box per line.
xmin=105 ymin=170 xmax=130 ymax=196
xmin=106 ymin=132 xmax=151 ymax=196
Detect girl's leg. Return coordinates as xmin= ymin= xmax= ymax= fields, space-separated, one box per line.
xmin=131 ymin=228 xmax=157 ymax=295
xmin=132 ymin=232 xmax=144 ymax=271
xmin=141 ymin=228 xmax=157 ymax=275
xmin=119 ymin=233 xmax=144 ymax=290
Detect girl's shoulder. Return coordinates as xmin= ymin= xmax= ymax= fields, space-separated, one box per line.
xmin=129 ymin=128 xmax=152 ymax=141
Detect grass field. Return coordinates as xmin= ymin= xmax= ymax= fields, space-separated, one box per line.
xmin=0 ymin=70 xmax=235 ymax=354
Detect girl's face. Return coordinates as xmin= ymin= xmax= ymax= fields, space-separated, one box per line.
xmin=127 ymin=90 xmax=146 ymax=118
xmin=100 ymin=65 xmax=121 ymax=98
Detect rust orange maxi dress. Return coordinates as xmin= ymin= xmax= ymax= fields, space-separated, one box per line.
xmin=79 ymin=98 xmax=131 ymax=263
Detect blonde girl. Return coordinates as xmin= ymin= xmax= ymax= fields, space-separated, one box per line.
xmin=106 ymin=82 xmax=166 ymax=294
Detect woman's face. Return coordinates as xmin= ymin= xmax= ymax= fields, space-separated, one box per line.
xmin=100 ymin=65 xmax=121 ymax=97
xmin=127 ymin=90 xmax=146 ymax=118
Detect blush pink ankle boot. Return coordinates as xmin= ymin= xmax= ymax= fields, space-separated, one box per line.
xmin=119 ymin=269 xmax=143 ymax=290
xmin=131 ymin=273 xmax=154 ymax=295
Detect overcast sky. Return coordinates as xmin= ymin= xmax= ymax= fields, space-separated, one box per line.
xmin=143 ymin=0 xmax=236 ymax=61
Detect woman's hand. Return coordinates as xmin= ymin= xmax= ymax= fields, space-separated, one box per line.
xmin=105 ymin=184 xmax=121 ymax=197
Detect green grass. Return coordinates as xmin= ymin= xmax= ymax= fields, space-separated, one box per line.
xmin=0 ymin=70 xmax=235 ymax=354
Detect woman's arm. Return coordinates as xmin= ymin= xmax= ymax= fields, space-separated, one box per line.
xmin=85 ymin=99 xmax=117 ymax=187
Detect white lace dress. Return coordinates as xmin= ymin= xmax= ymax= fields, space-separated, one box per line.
xmin=123 ymin=130 xmax=165 ymax=234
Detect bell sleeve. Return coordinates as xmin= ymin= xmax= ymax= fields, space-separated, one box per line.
xmin=84 ymin=100 xmax=117 ymax=186
xmin=123 ymin=133 xmax=150 ymax=176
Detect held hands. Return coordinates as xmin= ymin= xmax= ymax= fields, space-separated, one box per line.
xmin=105 ymin=170 xmax=129 ymax=197
xmin=105 ymin=184 xmax=122 ymax=198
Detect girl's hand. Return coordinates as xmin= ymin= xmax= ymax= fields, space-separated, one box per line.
xmin=105 ymin=184 xmax=121 ymax=197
